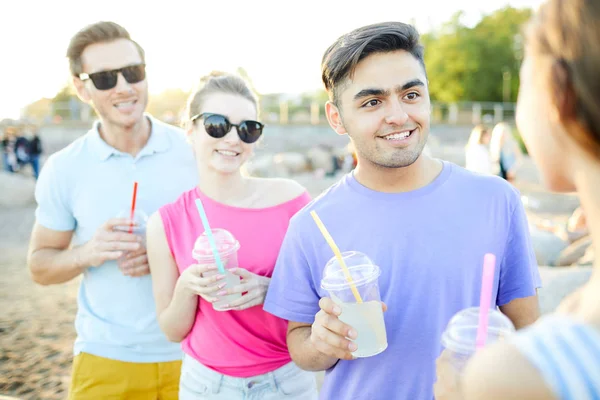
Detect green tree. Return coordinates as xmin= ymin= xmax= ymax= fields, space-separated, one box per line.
xmin=284 ymin=89 xmax=328 ymax=120
xmin=469 ymin=7 xmax=531 ymax=102
xmin=422 ymin=12 xmax=475 ymax=102
xmin=51 ymin=84 xmax=80 ymax=119
xmin=22 ymin=98 xmax=52 ymax=121
xmin=423 ymin=7 xmax=532 ymax=102
xmin=147 ymin=88 xmax=190 ymax=121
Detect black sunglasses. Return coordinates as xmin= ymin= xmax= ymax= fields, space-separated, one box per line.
xmin=191 ymin=113 xmax=264 ymax=144
xmin=79 ymin=64 xmax=146 ymax=91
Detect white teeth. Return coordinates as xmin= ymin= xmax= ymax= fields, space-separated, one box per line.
xmin=384 ymin=131 xmax=411 ymax=140
xmin=115 ymin=101 xmax=135 ymax=108
xmin=217 ymin=150 xmax=238 ymax=157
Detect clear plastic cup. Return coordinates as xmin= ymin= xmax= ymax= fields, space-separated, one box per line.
xmin=113 ymin=209 xmax=148 ymax=263
xmin=192 ymin=228 xmax=241 ymax=311
xmin=321 ymin=251 xmax=388 ymax=358
xmin=441 ymin=307 xmax=516 ymax=372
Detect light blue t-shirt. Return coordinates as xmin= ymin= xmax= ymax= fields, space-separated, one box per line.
xmin=264 ymin=161 xmax=542 ymax=400
xmin=512 ymin=315 xmax=600 ymax=400
xmin=35 ymin=115 xmax=198 ymax=363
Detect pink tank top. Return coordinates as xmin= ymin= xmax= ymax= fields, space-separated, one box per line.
xmin=159 ymin=187 xmax=311 ymax=377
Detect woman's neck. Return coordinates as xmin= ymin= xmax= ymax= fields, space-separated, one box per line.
xmin=569 ymin=161 xmax=600 ymax=325
xmin=196 ymin=163 xmax=251 ymax=205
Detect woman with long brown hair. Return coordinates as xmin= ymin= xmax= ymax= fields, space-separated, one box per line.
xmin=435 ymin=0 xmax=600 ymax=398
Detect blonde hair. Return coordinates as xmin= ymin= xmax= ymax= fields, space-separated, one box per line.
xmin=183 ymin=71 xmax=258 ymax=126
xmin=466 ymin=125 xmax=490 ymax=149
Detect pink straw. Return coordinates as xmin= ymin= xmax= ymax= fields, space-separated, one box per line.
xmin=476 ymin=253 xmax=496 ymax=350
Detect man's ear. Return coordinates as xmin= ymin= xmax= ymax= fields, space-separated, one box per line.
xmin=72 ymin=77 xmax=92 ymax=103
xmin=325 ymin=101 xmax=347 ymax=136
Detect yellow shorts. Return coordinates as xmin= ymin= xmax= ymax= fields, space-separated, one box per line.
xmin=68 ymin=352 xmax=181 ymax=400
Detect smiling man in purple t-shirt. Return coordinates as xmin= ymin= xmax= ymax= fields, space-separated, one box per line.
xmin=263 ymin=22 xmax=542 ymax=400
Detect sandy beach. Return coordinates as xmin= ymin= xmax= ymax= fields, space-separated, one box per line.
xmin=0 ymin=123 xmax=592 ymax=399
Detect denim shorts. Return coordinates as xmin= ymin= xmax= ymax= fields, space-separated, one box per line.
xmin=179 ymin=354 xmax=319 ymax=400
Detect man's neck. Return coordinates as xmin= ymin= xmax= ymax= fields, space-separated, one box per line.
xmin=98 ymin=116 xmax=151 ymax=157
xmin=353 ymin=155 xmax=443 ymax=193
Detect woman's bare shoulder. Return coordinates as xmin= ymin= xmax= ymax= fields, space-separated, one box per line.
xmin=462 ymin=342 xmax=556 ymax=400
xmin=251 ymin=177 xmax=308 ymax=204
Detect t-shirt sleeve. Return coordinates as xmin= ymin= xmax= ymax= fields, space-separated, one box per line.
xmin=497 ymin=196 xmax=542 ymax=306
xmin=264 ymin=217 xmax=321 ymax=324
xmin=34 ymin=155 xmax=76 ymax=231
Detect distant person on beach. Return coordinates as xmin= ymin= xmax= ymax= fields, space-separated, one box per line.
xmin=435 ymin=0 xmax=600 ymax=398
xmin=14 ymin=127 xmax=30 ymax=170
xmin=490 ymin=122 xmax=523 ymax=183
xmin=26 ymin=21 xmax=197 ymax=399
xmin=1 ymin=126 xmax=18 ymax=172
xmin=146 ymin=72 xmax=317 ymax=399
xmin=264 ymin=21 xmax=541 ymax=400
xmin=27 ymin=125 xmax=43 ymax=180
xmin=465 ymin=124 xmax=494 ymax=175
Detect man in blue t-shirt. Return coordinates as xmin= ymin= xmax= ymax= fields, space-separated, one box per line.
xmin=264 ymin=22 xmax=541 ymax=400
xmin=27 ymin=21 xmax=197 ymax=399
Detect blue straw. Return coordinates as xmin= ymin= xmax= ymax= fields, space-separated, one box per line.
xmin=194 ymin=199 xmax=226 ymax=274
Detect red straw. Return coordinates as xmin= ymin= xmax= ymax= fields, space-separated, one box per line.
xmin=129 ymin=181 xmax=138 ymax=234
xmin=476 ymin=253 xmax=496 ymax=350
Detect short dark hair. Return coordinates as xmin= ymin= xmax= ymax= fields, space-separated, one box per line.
xmin=67 ymin=21 xmax=145 ymax=76
xmin=321 ymin=21 xmax=425 ymax=104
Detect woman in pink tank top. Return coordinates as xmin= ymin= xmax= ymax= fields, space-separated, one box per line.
xmin=146 ymin=72 xmax=318 ymax=399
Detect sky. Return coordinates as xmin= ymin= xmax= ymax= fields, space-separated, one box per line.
xmin=1 ymin=0 xmax=543 ymax=119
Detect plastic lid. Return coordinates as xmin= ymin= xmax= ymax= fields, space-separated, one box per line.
xmin=192 ymin=228 xmax=240 ymax=260
xmin=441 ymin=307 xmax=515 ymax=354
xmin=321 ymin=251 xmax=381 ymax=291
xmin=114 ymin=209 xmax=148 ymax=231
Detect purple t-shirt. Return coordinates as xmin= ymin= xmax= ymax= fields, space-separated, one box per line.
xmin=264 ymin=161 xmax=541 ymax=400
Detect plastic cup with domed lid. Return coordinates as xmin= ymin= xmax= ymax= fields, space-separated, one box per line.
xmin=192 ymin=228 xmax=241 ymax=311
xmin=320 ymin=251 xmax=388 ymax=358
xmin=113 ymin=209 xmax=148 ymax=241
xmin=113 ymin=209 xmax=148 ymax=266
xmin=441 ymin=307 xmax=516 ymax=372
